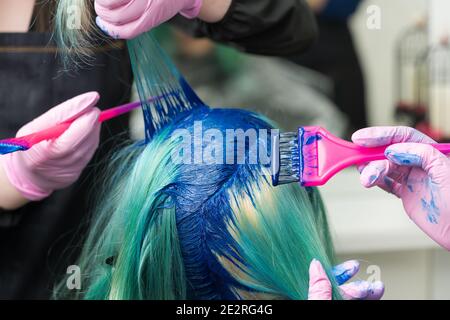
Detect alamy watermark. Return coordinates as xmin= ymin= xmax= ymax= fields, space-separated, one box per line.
xmin=66 ymin=265 xmax=81 ymax=290
xmin=170 ymin=121 xmax=280 ymax=175
xmin=66 ymin=5 xmax=82 ymax=30
xmin=366 ymin=5 xmax=382 ymax=30
xmin=366 ymin=264 xmax=382 ymax=283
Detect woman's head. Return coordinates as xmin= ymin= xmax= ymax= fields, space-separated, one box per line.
xmin=57 ymin=107 xmax=341 ymax=300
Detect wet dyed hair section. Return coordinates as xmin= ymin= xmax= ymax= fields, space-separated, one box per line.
xmin=127 ymin=32 xmax=205 ymax=140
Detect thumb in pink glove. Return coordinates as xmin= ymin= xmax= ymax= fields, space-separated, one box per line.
xmin=1 ymin=92 xmax=101 ymax=201
xmin=94 ymin=0 xmax=203 ymax=39
xmin=308 ymin=259 xmax=333 ymax=300
xmin=352 ymin=126 xmax=450 ymax=250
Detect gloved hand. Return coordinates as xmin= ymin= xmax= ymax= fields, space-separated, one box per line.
xmin=95 ymin=0 xmax=203 ymax=39
xmin=1 ymin=92 xmax=101 ymax=201
xmin=352 ymin=126 xmax=450 ymax=250
xmin=308 ymin=259 xmax=384 ymax=300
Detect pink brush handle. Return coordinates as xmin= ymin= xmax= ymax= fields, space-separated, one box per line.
xmin=98 ymin=100 xmax=142 ymax=122
xmin=20 ymin=100 xmax=147 ymax=147
xmin=425 ymin=144 xmax=450 ymax=155
xmin=349 ymin=144 xmax=450 ymax=164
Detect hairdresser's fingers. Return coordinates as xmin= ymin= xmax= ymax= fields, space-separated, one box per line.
xmin=352 ymin=126 xmax=435 ymax=147
xmin=332 ymin=260 xmax=360 ymax=285
xmin=379 ymin=176 xmax=403 ymax=198
xmin=361 ymin=159 xmax=411 ymax=187
xmin=370 ymin=174 xmax=403 ymax=198
xmin=95 ymin=0 xmax=147 ymax=25
xmin=385 ymin=143 xmax=450 ymax=184
xmin=359 ymin=160 xmax=406 ymax=187
xmin=339 ymin=281 xmax=385 ymax=300
xmin=359 ymin=160 xmax=388 ymax=188
xmin=48 ymin=108 xmax=101 ymax=158
xmin=61 ymin=120 xmax=101 ymax=164
xmin=95 ymin=0 xmax=132 ymax=10
xmin=16 ymin=92 xmax=100 ymax=137
xmin=308 ymin=259 xmax=332 ymax=300
xmin=359 ymin=159 xmax=406 ymax=192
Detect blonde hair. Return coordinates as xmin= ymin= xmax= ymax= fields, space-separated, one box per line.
xmin=54 ymin=0 xmax=105 ymax=67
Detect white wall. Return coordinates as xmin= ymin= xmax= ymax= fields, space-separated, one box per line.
xmin=350 ymin=0 xmax=429 ymax=126
xmin=430 ymin=0 xmax=450 ymax=44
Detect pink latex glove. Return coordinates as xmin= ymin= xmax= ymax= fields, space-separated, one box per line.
xmin=95 ymin=0 xmax=203 ymax=39
xmin=308 ymin=259 xmax=384 ymax=300
xmin=352 ymin=126 xmax=450 ymax=250
xmin=1 ymin=92 xmax=101 ymax=201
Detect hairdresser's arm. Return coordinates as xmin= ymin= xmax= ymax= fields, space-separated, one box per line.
xmin=94 ymin=0 xmax=230 ymax=39
xmin=0 ymin=92 xmax=101 ymax=210
xmin=352 ymin=126 xmax=450 ymax=251
xmin=171 ymin=0 xmax=318 ymax=57
xmin=198 ymin=0 xmax=232 ymax=22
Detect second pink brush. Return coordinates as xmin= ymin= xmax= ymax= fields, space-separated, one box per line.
xmin=0 ymin=98 xmax=158 ymax=155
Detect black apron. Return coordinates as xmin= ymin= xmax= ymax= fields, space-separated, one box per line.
xmin=291 ymin=19 xmax=367 ymax=133
xmin=0 ymin=32 xmax=133 ymax=299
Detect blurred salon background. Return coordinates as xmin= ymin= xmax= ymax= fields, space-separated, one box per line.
xmin=129 ymin=0 xmax=450 ymax=299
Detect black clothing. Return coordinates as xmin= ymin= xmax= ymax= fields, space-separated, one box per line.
xmin=0 ymin=32 xmax=133 ymax=299
xmin=172 ymin=0 xmax=318 ymax=57
xmin=291 ymin=16 xmax=367 ymax=131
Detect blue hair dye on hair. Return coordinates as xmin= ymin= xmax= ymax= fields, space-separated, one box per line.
xmin=154 ymin=107 xmax=276 ymax=299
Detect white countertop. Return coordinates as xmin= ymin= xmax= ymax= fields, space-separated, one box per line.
xmin=319 ymin=168 xmax=438 ymax=254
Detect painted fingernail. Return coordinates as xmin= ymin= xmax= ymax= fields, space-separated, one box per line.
xmin=310 ymin=259 xmax=324 ymax=275
xmin=332 ymin=260 xmax=360 ymax=285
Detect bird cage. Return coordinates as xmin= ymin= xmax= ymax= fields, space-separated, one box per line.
xmin=395 ymin=21 xmax=429 ymax=127
xmin=427 ymin=36 xmax=450 ymax=141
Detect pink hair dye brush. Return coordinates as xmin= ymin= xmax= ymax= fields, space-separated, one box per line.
xmin=272 ymin=126 xmax=450 ymax=187
xmin=0 ymin=97 xmax=160 ymax=155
